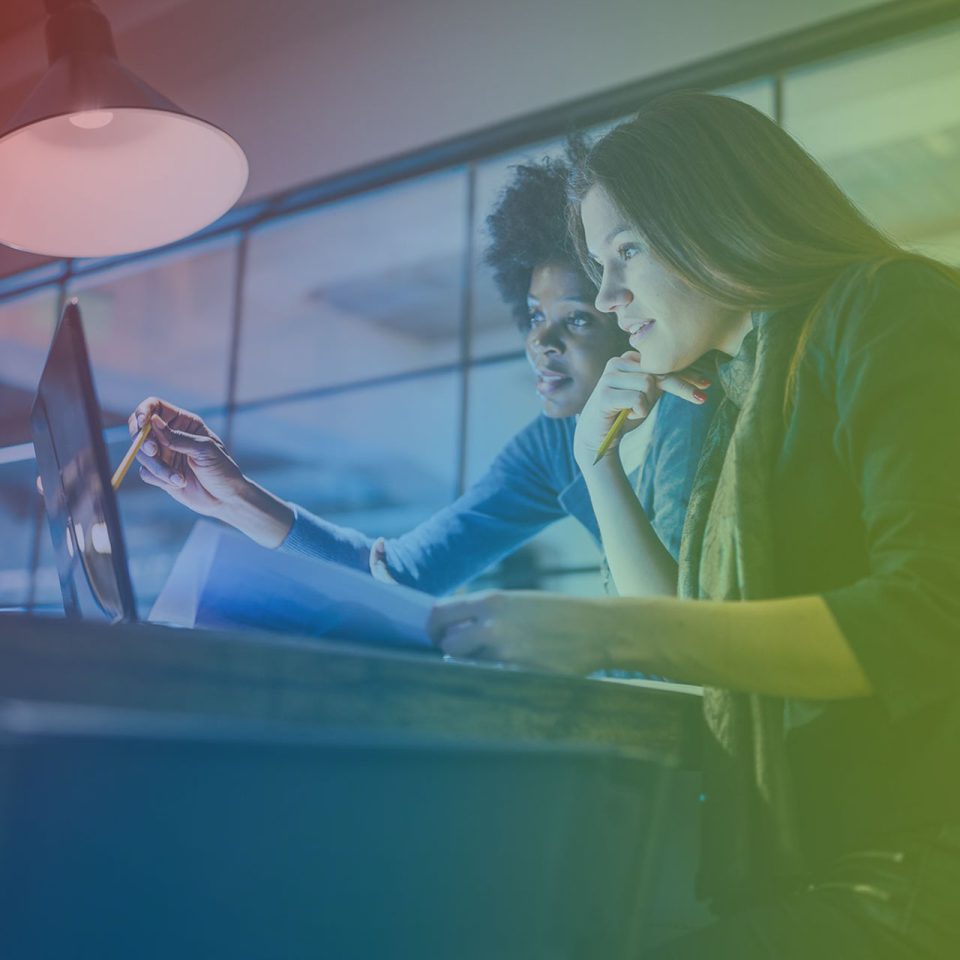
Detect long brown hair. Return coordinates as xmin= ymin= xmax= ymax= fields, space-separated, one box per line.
xmin=568 ymin=91 xmax=957 ymax=393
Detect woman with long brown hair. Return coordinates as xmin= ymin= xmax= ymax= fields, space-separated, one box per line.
xmin=430 ymin=92 xmax=960 ymax=958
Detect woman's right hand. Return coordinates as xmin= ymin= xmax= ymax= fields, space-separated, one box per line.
xmin=573 ymin=352 xmax=710 ymax=471
xmin=129 ymin=397 xmax=245 ymax=519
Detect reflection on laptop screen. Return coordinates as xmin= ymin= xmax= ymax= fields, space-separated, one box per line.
xmin=31 ymin=300 xmax=136 ymax=623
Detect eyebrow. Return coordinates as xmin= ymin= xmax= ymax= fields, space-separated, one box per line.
xmin=585 ymin=223 xmax=634 ymax=261
xmin=527 ymin=294 xmax=593 ymax=305
xmin=604 ymin=223 xmax=633 ymax=245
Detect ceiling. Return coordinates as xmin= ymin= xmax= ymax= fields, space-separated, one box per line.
xmin=0 ymin=0 xmax=44 ymax=44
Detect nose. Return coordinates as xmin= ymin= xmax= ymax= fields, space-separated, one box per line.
xmin=527 ymin=319 xmax=565 ymax=354
xmin=594 ymin=269 xmax=632 ymax=316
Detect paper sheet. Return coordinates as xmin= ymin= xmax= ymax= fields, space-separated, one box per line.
xmin=149 ymin=520 xmax=435 ymax=650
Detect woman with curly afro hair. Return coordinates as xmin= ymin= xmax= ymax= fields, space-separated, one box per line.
xmin=130 ymin=147 xmax=714 ymax=598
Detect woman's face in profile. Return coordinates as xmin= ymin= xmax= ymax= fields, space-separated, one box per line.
xmin=524 ymin=261 xmax=628 ymax=418
xmin=580 ymin=185 xmax=751 ymax=373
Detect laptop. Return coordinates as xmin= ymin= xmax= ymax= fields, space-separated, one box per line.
xmin=31 ymin=299 xmax=137 ymax=624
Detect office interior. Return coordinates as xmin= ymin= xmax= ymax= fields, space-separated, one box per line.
xmin=0 ymin=0 xmax=959 ymax=956
xmin=2 ymin=0 xmax=959 ymax=614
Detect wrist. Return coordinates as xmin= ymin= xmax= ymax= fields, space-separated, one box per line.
xmin=215 ymin=476 xmax=294 ymax=548
xmin=577 ymin=449 xmax=626 ymax=482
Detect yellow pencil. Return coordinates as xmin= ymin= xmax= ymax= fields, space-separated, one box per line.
xmin=592 ymin=408 xmax=631 ymax=466
xmin=111 ymin=421 xmax=152 ymax=490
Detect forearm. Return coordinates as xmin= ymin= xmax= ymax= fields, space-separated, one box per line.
xmin=582 ymin=456 xmax=678 ymax=597
xmin=214 ymin=476 xmax=294 ymax=548
xmin=598 ymin=593 xmax=872 ymax=699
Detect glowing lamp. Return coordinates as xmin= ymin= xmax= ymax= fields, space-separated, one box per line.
xmin=0 ymin=0 xmax=249 ymax=258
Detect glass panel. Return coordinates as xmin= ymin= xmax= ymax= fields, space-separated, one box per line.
xmin=230 ymin=373 xmax=460 ymax=544
xmin=715 ymin=77 xmax=776 ymax=118
xmin=0 ymin=258 xmax=64 ymax=295
xmin=0 ymin=288 xmax=62 ymax=447
xmin=470 ymin=138 xmax=574 ymax=361
xmin=459 ymin=512 xmax=606 ymax=593
xmin=0 ymin=459 xmax=40 ymax=610
xmin=32 ymin=508 xmax=64 ymax=615
xmin=783 ymin=23 xmax=960 ymax=263
xmin=236 ymin=171 xmax=467 ymax=403
xmin=464 ymin=357 xmax=603 ymax=589
xmin=66 ymin=235 xmax=238 ymax=430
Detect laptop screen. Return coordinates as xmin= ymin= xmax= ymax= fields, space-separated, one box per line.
xmin=31 ymin=300 xmax=137 ymax=623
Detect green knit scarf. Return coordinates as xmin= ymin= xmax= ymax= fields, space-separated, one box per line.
xmin=678 ymin=310 xmax=809 ymax=912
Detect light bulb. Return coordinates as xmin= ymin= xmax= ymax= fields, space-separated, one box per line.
xmin=68 ymin=110 xmax=114 ymax=130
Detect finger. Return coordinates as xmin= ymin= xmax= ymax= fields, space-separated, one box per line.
xmin=203 ymin=425 xmax=226 ymax=447
xmin=136 ymin=448 xmax=186 ymax=487
xmin=369 ymin=537 xmax=395 ymax=583
xmin=614 ymin=352 xmax=711 ymax=391
xmin=167 ymin=406 xmax=216 ymax=440
xmin=129 ymin=398 xmax=159 ymax=439
xmin=427 ymin=594 xmax=492 ymax=642
xmin=131 ymin=397 xmax=183 ymax=434
xmin=133 ymin=398 xmax=214 ymax=447
xmin=605 ymin=354 xmax=651 ymax=376
xmin=138 ymin=464 xmax=182 ymax=492
xmin=676 ymin=371 xmax=712 ymax=389
xmin=435 ymin=619 xmax=491 ymax=659
xmin=599 ymin=364 xmax=662 ymax=395
xmin=369 ymin=537 xmax=384 ymax=573
xmin=143 ymin=420 xmax=216 ymax=459
xmin=596 ymin=378 xmax=662 ymax=418
xmin=657 ymin=375 xmax=709 ymax=405
xmin=150 ymin=414 xmax=215 ymax=457
xmin=626 ymin=395 xmax=654 ymax=420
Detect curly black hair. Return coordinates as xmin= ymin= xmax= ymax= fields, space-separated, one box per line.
xmin=484 ymin=139 xmax=594 ymax=328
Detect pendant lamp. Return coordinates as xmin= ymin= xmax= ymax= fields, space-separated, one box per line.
xmin=0 ymin=0 xmax=249 ymax=258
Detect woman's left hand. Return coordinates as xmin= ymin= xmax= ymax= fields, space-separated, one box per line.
xmin=427 ymin=590 xmax=611 ymax=675
xmin=369 ymin=537 xmax=397 ymax=583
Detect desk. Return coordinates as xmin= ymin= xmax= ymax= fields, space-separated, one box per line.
xmin=0 ymin=614 xmax=705 ymax=959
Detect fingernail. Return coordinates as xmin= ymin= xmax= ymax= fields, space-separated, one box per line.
xmin=137 ymin=414 xmax=145 ymax=427
xmin=171 ymin=473 xmax=184 ymax=486
xmin=143 ymin=440 xmax=157 ymax=456
xmin=693 ymin=390 xmax=707 ymax=403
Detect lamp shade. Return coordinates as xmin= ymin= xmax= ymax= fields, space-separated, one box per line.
xmin=0 ymin=3 xmax=248 ymax=259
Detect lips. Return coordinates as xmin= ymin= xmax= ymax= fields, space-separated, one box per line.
xmin=534 ymin=367 xmax=572 ymax=396
xmin=623 ymin=319 xmax=655 ymax=346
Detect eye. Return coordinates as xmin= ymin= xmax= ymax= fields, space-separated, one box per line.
xmin=566 ymin=311 xmax=594 ymax=329
xmin=618 ymin=242 xmax=641 ymax=261
xmin=526 ymin=308 xmax=545 ymax=327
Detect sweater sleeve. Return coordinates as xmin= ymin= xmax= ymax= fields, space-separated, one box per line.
xmin=639 ymin=390 xmax=717 ymax=561
xmin=820 ymin=261 xmax=960 ymax=718
xmin=279 ymin=503 xmax=374 ymax=572
xmin=280 ymin=417 xmax=574 ymax=596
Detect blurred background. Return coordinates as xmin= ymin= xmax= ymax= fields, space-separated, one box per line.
xmin=1 ymin=0 xmax=959 ymax=615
